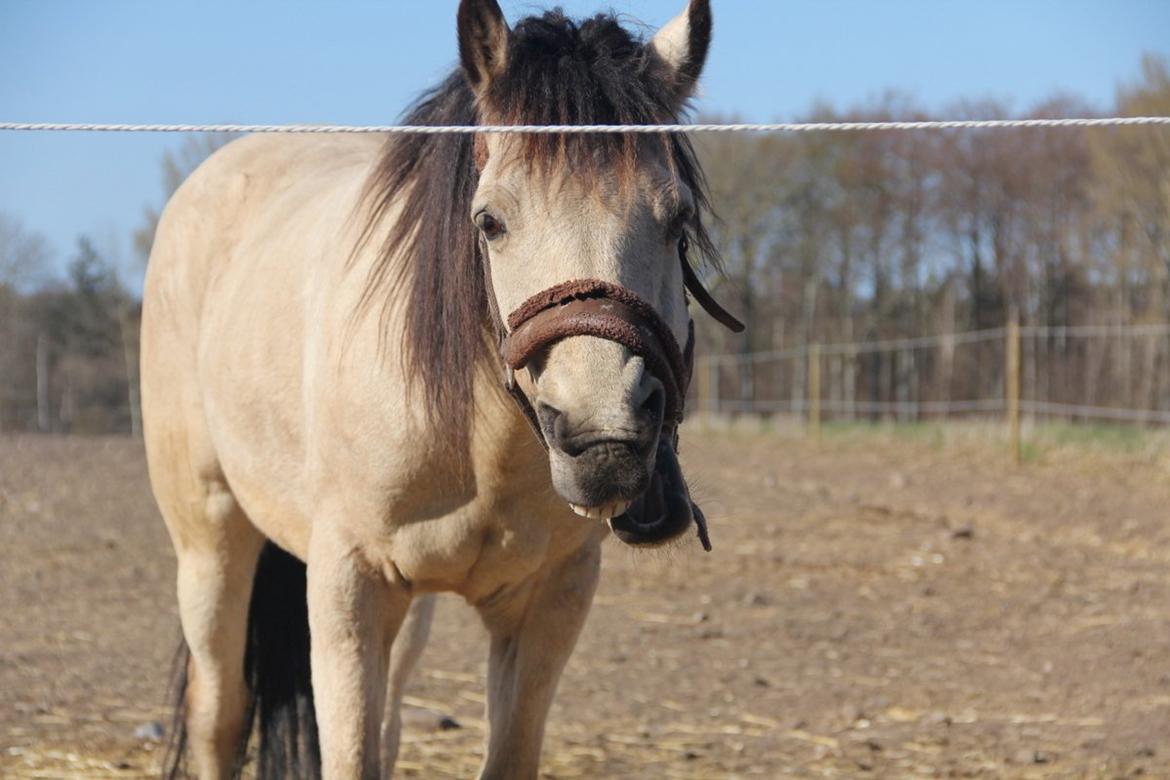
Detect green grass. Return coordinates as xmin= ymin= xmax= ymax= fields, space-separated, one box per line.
xmin=1020 ymin=440 xmax=1043 ymax=463
xmin=821 ymin=419 xmax=946 ymax=443
xmin=1031 ymin=421 xmax=1153 ymax=453
xmin=691 ymin=411 xmax=1169 ymax=461
xmin=824 ymin=418 xmax=1166 ymax=460
xmin=819 ymin=419 xmax=953 ymax=452
xmin=692 ymin=413 xmax=1168 ymax=461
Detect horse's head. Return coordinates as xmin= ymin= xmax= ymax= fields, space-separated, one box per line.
xmin=457 ymin=0 xmax=730 ymax=548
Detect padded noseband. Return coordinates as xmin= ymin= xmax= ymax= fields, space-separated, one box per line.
xmin=503 ymin=279 xmax=690 ymax=427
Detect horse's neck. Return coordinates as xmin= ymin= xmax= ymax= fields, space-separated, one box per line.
xmin=466 ymin=352 xmax=552 ymax=484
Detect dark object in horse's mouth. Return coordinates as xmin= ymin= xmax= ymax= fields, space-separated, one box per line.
xmin=608 ymin=437 xmax=711 ymax=551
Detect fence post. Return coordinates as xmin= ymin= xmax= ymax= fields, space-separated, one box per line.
xmin=709 ymin=356 xmax=720 ymax=415
xmin=1006 ymin=316 xmax=1021 ymax=463
xmin=697 ymin=355 xmax=711 ymax=416
xmin=36 ymin=332 xmax=50 ymax=433
xmin=808 ymin=344 xmax=821 ymax=441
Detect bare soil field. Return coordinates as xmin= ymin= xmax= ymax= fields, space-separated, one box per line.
xmin=2 ymin=428 xmax=1169 ymax=779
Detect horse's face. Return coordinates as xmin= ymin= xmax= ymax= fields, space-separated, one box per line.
xmin=474 ymin=147 xmax=692 ymax=515
xmin=459 ymin=0 xmax=712 ymax=543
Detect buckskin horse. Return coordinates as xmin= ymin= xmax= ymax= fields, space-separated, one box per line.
xmin=142 ymin=1 xmax=741 ymax=777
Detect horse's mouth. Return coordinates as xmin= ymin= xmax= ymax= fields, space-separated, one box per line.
xmin=603 ymin=438 xmax=698 ymax=548
xmin=552 ymin=435 xmax=710 ymax=551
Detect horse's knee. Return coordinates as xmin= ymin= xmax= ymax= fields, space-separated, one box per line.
xmin=175 ymin=542 xmax=260 ymax=651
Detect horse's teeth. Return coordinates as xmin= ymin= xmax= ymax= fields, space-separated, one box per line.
xmin=597 ymin=501 xmax=632 ymax=521
xmin=570 ymin=501 xmax=631 ymax=520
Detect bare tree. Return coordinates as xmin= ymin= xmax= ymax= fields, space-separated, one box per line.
xmin=0 ymin=214 xmax=52 ymax=432
xmin=0 ymin=213 xmax=51 ymax=291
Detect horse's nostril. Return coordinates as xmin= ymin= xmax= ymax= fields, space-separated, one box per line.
xmin=639 ymin=385 xmax=665 ymax=423
xmin=536 ymin=401 xmax=564 ymax=444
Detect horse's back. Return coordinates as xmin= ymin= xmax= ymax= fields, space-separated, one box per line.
xmin=141 ymin=133 xmax=385 ymax=554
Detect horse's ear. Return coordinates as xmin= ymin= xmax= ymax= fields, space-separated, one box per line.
xmin=458 ymin=0 xmax=510 ymax=96
xmin=649 ymin=0 xmax=712 ymax=100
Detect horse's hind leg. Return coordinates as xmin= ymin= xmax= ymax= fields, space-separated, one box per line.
xmin=381 ymin=593 xmax=437 ymax=773
xmin=176 ymin=500 xmax=264 ymax=778
xmin=162 ymin=467 xmax=265 ymax=779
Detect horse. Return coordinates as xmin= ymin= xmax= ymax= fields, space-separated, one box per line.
xmin=141 ymin=1 xmax=740 ymax=778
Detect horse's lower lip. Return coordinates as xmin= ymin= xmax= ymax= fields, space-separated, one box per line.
xmin=607 ymin=500 xmax=690 ymax=542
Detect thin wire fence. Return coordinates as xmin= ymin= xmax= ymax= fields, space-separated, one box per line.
xmin=695 ymin=323 xmax=1170 ymax=430
xmin=7 ymin=327 xmax=1169 ymax=437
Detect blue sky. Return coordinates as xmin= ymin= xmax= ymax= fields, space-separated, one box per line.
xmin=2 ymin=0 xmax=1167 ymax=283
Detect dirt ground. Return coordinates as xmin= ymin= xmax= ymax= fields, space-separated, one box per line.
xmin=2 ymin=426 xmax=1169 ymax=779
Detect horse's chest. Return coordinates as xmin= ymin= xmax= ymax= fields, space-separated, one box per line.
xmin=386 ymin=490 xmax=588 ymax=601
xmin=307 ymin=372 xmax=597 ymax=599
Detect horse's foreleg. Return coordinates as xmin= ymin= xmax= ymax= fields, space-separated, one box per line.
xmin=476 ymin=540 xmax=602 ymax=780
xmin=307 ymin=525 xmax=411 ymax=780
xmin=381 ymin=593 xmax=436 ymax=773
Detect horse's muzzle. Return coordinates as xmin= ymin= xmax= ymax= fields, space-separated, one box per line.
xmin=495 ymin=276 xmax=731 ymax=552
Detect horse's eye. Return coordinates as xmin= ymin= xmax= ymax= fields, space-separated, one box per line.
xmin=668 ymin=205 xmax=694 ymax=243
xmin=679 ymin=234 xmax=690 ymax=255
xmin=475 ymin=211 xmax=507 ymax=241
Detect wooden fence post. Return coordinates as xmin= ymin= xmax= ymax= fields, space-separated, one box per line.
xmin=1006 ymin=317 xmax=1022 ymax=463
xmin=697 ymin=355 xmax=711 ymax=416
xmin=709 ymin=357 xmax=720 ymax=415
xmin=808 ymin=344 xmax=822 ymax=441
xmin=36 ymin=332 xmax=50 ymax=433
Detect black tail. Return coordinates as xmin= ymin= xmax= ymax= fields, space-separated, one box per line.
xmin=162 ymin=542 xmax=321 ymax=779
xmin=245 ymin=542 xmax=321 ymax=779
xmin=161 ymin=639 xmax=190 ymax=780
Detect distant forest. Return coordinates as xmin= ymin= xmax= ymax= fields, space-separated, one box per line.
xmin=1 ymin=57 xmax=1167 ymax=433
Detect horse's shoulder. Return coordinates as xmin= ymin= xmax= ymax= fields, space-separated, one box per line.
xmin=218 ymin=132 xmax=382 ymax=170
xmin=174 ymin=134 xmax=380 ymax=207
xmin=151 ymin=134 xmax=382 ymax=284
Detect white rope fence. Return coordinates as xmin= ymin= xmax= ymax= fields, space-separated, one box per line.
xmin=2 ymin=116 xmax=1170 ymax=135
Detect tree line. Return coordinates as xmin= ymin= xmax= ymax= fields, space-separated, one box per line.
xmin=693 ymin=56 xmax=1170 ymax=415
xmin=1 ymin=58 xmax=1167 ymax=433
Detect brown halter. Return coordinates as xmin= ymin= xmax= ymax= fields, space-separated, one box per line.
xmin=486 ymin=246 xmax=743 ymax=446
xmin=504 ymin=279 xmax=690 ymax=427
xmin=475 ymin=136 xmax=744 ymax=551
